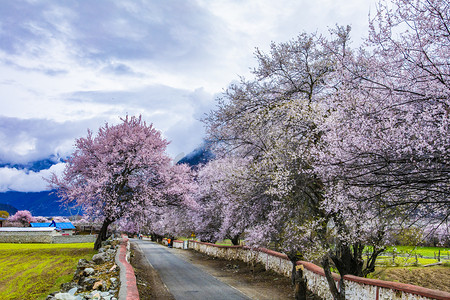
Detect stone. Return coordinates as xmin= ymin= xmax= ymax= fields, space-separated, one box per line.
xmin=92 ymin=280 xmax=105 ymax=291
xmin=92 ymin=253 xmax=108 ymax=265
xmin=68 ymin=287 xmax=78 ymax=296
xmin=72 ymin=269 xmax=83 ymax=282
xmin=109 ymin=277 xmax=117 ymax=286
xmin=54 ymin=292 xmax=76 ymax=300
xmin=78 ymin=277 xmax=97 ymax=291
xmin=46 ymin=294 xmax=57 ymax=300
xmin=60 ymin=282 xmax=78 ymax=293
xmin=109 ymin=264 xmax=117 ymax=272
xmin=83 ymin=267 xmax=95 ymax=276
xmin=77 ymin=259 xmax=90 ymax=268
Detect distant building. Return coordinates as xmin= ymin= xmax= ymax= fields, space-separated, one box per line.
xmin=0 ymin=217 xmax=6 ymax=227
xmin=30 ymin=222 xmax=76 ymax=235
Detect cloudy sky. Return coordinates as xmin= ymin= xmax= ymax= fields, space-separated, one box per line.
xmin=0 ymin=0 xmax=375 ymax=192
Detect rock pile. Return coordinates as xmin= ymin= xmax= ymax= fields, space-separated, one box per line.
xmin=46 ymin=240 xmax=121 ymax=300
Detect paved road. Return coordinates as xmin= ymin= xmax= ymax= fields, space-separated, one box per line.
xmin=133 ymin=239 xmax=250 ymax=300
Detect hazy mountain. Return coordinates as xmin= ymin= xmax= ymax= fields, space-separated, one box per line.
xmin=0 ymin=191 xmax=79 ymax=217
xmin=0 ymin=156 xmax=63 ymax=172
xmin=0 ymin=157 xmax=76 ymax=217
xmin=0 ymin=203 xmax=18 ymax=215
xmin=177 ymin=141 xmax=214 ymax=167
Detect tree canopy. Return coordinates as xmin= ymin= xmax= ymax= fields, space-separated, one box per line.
xmin=50 ymin=115 xmax=195 ymax=249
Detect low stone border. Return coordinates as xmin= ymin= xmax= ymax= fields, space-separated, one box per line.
xmin=46 ymin=240 xmax=120 ymax=300
xmin=52 ymin=235 xmax=97 ymax=244
xmin=116 ymin=235 xmax=140 ymax=300
xmin=0 ymin=230 xmax=98 ymax=244
xmin=187 ymin=240 xmax=450 ymax=300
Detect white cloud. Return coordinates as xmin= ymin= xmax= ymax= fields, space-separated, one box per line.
xmin=0 ymin=163 xmax=66 ymax=192
xmin=0 ymin=117 xmax=99 ymax=164
xmin=0 ymin=0 xmax=376 ymax=192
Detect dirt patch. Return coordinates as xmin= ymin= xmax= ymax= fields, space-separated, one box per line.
xmin=130 ymin=242 xmax=175 ymax=300
xmin=371 ymin=266 xmax=450 ymax=293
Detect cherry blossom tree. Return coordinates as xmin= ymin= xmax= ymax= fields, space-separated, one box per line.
xmin=203 ymin=31 xmax=344 ymax=299
xmin=8 ymin=210 xmax=36 ymax=227
xmin=199 ymin=0 xmax=449 ymax=295
xmin=34 ymin=216 xmax=49 ymax=223
xmin=314 ymin=1 xmax=449 ymax=298
xmin=192 ymin=156 xmax=275 ymax=245
xmin=52 ymin=216 xmax=70 ymax=223
xmin=49 ymin=115 xmax=195 ymax=249
xmin=319 ymin=0 xmax=449 ymax=235
xmin=204 ymin=19 xmax=415 ymax=299
xmin=321 ymin=0 xmax=448 ymax=215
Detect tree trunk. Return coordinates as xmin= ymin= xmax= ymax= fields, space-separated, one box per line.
xmin=322 ymin=255 xmax=345 ymax=300
xmin=291 ymin=262 xmax=308 ymax=300
xmin=230 ymin=235 xmax=240 ymax=246
xmin=331 ymin=243 xmax=364 ymax=277
xmin=286 ymin=251 xmax=307 ymax=300
xmin=363 ymin=246 xmax=385 ymax=277
xmin=94 ymin=219 xmax=113 ymax=250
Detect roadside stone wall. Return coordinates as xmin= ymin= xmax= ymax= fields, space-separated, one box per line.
xmin=52 ymin=235 xmax=97 ymax=244
xmin=172 ymin=240 xmax=183 ymax=249
xmin=188 ymin=240 xmax=450 ymax=300
xmin=0 ymin=232 xmax=97 ymax=244
xmin=188 ymin=241 xmax=292 ymax=276
xmin=303 ymin=267 xmax=331 ymax=299
xmin=0 ymin=231 xmax=54 ymax=243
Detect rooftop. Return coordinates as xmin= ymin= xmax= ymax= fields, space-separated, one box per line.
xmin=30 ymin=222 xmax=76 ymax=230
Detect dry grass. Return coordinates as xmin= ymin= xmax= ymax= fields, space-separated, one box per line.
xmin=370 ymin=265 xmax=450 ymax=293
xmin=0 ymin=243 xmax=95 ymax=300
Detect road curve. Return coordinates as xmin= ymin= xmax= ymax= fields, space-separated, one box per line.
xmin=133 ymin=239 xmax=250 ymax=300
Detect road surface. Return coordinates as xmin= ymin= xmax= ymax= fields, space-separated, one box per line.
xmin=133 ymin=239 xmax=250 ymax=300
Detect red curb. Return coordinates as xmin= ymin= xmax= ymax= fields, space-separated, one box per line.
xmin=119 ymin=235 xmax=140 ymax=300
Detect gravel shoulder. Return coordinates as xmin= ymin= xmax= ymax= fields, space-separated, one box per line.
xmin=130 ymin=242 xmax=175 ymax=300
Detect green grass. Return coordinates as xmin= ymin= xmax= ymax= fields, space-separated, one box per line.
xmin=383 ymin=246 xmax=450 ymax=258
xmin=0 ymin=243 xmax=95 ymax=300
xmin=375 ymin=255 xmax=441 ymax=267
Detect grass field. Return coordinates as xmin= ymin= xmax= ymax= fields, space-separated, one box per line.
xmin=384 ymin=245 xmax=450 ymax=258
xmin=0 ymin=243 xmax=95 ymax=300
